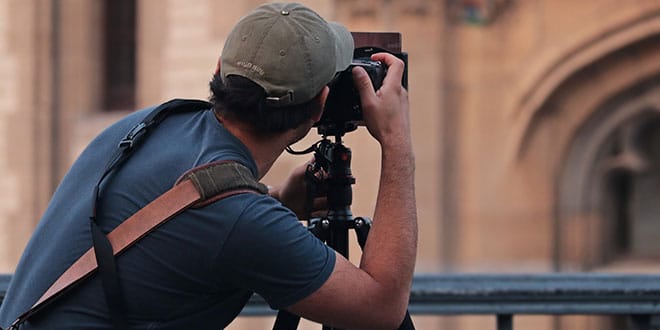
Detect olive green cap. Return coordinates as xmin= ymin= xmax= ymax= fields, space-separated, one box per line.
xmin=220 ymin=2 xmax=354 ymax=107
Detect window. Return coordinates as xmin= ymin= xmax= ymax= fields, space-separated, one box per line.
xmin=600 ymin=115 xmax=660 ymax=260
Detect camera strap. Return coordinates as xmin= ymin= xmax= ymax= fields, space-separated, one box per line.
xmin=8 ymin=99 xmax=267 ymax=329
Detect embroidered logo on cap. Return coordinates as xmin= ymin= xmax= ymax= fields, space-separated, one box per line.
xmin=236 ymin=61 xmax=265 ymax=76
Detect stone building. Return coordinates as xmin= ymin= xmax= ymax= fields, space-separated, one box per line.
xmin=0 ymin=0 xmax=658 ymax=329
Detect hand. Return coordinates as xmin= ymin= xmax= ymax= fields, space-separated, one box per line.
xmin=269 ymin=160 xmax=328 ymax=219
xmin=352 ymin=53 xmax=411 ymax=152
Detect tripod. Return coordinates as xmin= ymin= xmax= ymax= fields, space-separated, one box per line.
xmin=273 ymin=135 xmax=415 ymax=330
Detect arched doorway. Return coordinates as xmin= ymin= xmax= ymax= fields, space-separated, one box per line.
xmin=512 ymin=13 xmax=660 ymax=330
xmin=557 ymin=79 xmax=660 ymax=270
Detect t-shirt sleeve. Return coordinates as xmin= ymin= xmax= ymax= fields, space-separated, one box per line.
xmin=216 ymin=195 xmax=336 ymax=309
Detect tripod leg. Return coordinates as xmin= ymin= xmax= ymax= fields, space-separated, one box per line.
xmin=273 ymin=310 xmax=301 ymax=330
xmin=353 ymin=217 xmax=371 ymax=249
xmin=398 ymin=312 xmax=415 ymax=330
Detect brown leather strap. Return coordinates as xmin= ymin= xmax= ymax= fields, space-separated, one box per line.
xmin=19 ymin=180 xmax=199 ymax=319
xmin=13 ymin=161 xmax=266 ymax=327
xmin=18 ymin=176 xmax=263 ymax=324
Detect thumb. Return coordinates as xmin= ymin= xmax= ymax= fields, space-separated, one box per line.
xmin=352 ymin=66 xmax=376 ymax=103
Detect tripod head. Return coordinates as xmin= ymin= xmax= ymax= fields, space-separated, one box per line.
xmin=287 ymin=133 xmax=356 ymax=219
xmin=285 ymin=132 xmax=362 ymax=258
xmin=308 ymin=136 xmax=355 ymax=213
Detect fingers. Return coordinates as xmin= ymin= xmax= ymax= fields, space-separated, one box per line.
xmin=306 ymin=197 xmax=328 ymax=220
xmin=312 ymin=196 xmax=328 ymax=211
xmin=351 ymin=52 xmax=410 ymax=147
xmin=295 ymin=197 xmax=328 ymax=220
xmin=351 ymin=52 xmax=404 ymax=102
xmin=351 ymin=66 xmax=377 ymax=106
xmin=371 ymin=53 xmax=404 ymax=89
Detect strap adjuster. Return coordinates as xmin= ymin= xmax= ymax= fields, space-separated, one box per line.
xmin=119 ymin=122 xmax=147 ymax=149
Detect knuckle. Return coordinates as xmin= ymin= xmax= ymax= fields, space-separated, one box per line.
xmin=362 ymin=99 xmax=377 ymax=110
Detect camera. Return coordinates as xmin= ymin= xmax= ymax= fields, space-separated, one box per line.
xmin=315 ymin=33 xmax=408 ymax=136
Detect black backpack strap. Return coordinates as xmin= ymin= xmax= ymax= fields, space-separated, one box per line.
xmin=93 ymin=98 xmax=212 ymax=200
xmin=9 ymin=99 xmax=213 ymax=330
xmin=88 ymin=98 xmax=212 ymax=330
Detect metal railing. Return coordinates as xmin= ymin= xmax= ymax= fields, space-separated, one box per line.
xmin=2 ymin=273 xmax=660 ymax=329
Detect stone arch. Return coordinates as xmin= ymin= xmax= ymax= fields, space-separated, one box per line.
xmin=510 ymin=9 xmax=660 ymax=159
xmin=505 ymin=10 xmax=660 ymax=269
xmin=555 ymin=80 xmax=660 ymax=269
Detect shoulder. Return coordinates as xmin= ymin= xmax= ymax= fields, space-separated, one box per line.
xmin=225 ymin=193 xmax=299 ymax=231
xmin=214 ymin=192 xmax=328 ymax=262
xmin=213 ymin=194 xmax=336 ymax=309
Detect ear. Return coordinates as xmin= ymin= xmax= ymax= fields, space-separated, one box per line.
xmin=313 ymin=86 xmax=330 ymax=123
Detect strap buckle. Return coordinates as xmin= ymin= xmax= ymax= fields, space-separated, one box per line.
xmin=118 ymin=122 xmax=147 ymax=149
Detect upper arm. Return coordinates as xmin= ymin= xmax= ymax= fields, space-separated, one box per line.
xmin=218 ymin=196 xmax=336 ymax=309
xmin=218 ymin=196 xmax=409 ymax=329
xmin=286 ymin=251 xmax=408 ymax=330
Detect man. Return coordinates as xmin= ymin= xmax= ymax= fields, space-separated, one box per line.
xmin=0 ymin=3 xmax=416 ymax=329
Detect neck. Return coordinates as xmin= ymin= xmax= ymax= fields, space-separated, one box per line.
xmin=214 ymin=113 xmax=294 ymax=179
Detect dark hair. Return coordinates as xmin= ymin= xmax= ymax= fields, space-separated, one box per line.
xmin=209 ymin=73 xmax=321 ymax=135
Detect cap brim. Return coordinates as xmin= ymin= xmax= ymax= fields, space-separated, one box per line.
xmin=329 ymin=22 xmax=354 ymax=73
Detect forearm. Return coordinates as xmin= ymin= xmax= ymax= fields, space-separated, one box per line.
xmin=359 ymin=142 xmax=417 ymax=307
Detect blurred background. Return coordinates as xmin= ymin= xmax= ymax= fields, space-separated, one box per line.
xmin=0 ymin=0 xmax=659 ymax=329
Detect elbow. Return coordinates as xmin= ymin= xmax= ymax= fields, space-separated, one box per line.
xmin=345 ymin=289 xmax=409 ymax=329
xmin=369 ymin=293 xmax=410 ymax=329
xmin=385 ymin=303 xmax=409 ymax=330
xmin=367 ymin=309 xmax=407 ymax=330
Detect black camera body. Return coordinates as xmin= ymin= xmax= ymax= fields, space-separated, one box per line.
xmin=315 ymin=34 xmax=408 ymax=137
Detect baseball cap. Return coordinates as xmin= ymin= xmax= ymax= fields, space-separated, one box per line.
xmin=220 ymin=2 xmax=354 ymax=107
